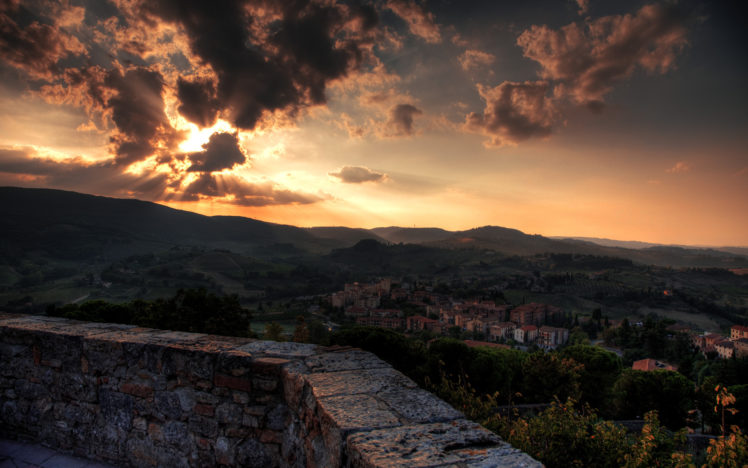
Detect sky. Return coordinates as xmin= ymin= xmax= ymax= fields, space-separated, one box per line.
xmin=0 ymin=0 xmax=746 ymax=246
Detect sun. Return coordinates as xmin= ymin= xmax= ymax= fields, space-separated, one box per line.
xmin=178 ymin=119 xmax=237 ymax=153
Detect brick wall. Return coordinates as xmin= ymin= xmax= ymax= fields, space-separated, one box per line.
xmin=0 ymin=313 xmax=540 ymax=467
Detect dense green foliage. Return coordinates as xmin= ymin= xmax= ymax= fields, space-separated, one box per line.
xmin=613 ymin=370 xmax=695 ymax=429
xmin=47 ymin=288 xmax=254 ymax=337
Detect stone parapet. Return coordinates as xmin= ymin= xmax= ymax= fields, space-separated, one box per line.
xmin=0 ymin=312 xmax=541 ymax=467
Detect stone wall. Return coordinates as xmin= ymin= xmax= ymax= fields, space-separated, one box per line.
xmin=0 ymin=313 xmax=541 ymax=467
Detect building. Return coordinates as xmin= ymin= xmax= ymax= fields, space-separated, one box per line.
xmin=510 ymin=303 xmax=562 ymax=326
xmin=488 ymin=322 xmax=516 ymax=341
xmin=406 ymin=315 xmax=443 ymax=334
xmin=344 ymin=305 xmax=368 ymax=318
xmin=731 ymin=325 xmax=748 ymax=341
xmin=514 ymin=325 xmax=538 ymax=343
xmin=735 ymin=338 xmax=748 ymax=358
xmin=331 ymin=291 xmax=346 ymax=308
xmin=370 ymin=309 xmax=403 ymax=318
xmin=714 ymin=339 xmax=735 ymax=359
xmin=356 ymin=316 xmax=404 ymax=330
xmin=632 ymin=358 xmax=676 ymax=372
xmin=537 ymin=326 xmax=569 ymax=348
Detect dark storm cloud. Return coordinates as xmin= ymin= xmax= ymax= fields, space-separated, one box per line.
xmin=517 ymin=3 xmax=689 ymax=108
xmin=386 ymin=103 xmax=422 ymax=136
xmin=0 ymin=1 xmax=86 ymax=80
xmin=177 ymin=77 xmax=220 ymax=128
xmin=143 ymin=0 xmax=370 ymax=130
xmin=105 ymin=67 xmax=180 ymax=165
xmin=465 ymin=81 xmax=555 ymax=147
xmin=187 ymin=132 xmax=246 ymax=173
xmin=182 ymin=172 xmax=320 ymax=206
xmin=329 ymin=166 xmax=385 ymax=183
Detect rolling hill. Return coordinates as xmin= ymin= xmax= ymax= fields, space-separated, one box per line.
xmin=1 ymin=186 xmax=746 ymax=269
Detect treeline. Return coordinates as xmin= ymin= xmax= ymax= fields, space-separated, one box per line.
xmin=47 ymin=288 xmax=253 ymax=337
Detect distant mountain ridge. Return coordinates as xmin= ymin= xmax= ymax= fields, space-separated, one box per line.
xmin=1 ymin=186 xmax=746 ymax=268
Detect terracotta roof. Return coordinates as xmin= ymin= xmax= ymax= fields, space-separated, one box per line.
xmin=464 ymin=340 xmax=510 ymax=350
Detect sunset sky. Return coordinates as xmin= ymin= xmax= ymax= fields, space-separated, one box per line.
xmin=1 ymin=0 xmax=746 ymax=246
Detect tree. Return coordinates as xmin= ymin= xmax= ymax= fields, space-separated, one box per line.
xmin=561 ymin=344 xmax=622 ymax=413
xmin=292 ymin=315 xmax=310 ymax=343
xmin=703 ymin=386 xmax=748 ymax=468
xmin=521 ymin=352 xmax=582 ymax=403
xmin=612 ymin=370 xmax=694 ymax=429
xmin=263 ymin=322 xmax=285 ymax=342
xmin=500 ymin=399 xmax=629 ymax=468
xmin=568 ymin=327 xmax=590 ymax=346
xmin=622 ymin=411 xmax=691 ymax=468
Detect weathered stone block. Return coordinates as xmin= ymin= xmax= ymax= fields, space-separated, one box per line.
xmin=163 ymin=420 xmax=192 ymax=452
xmin=194 ymin=403 xmax=214 ymax=417
xmin=377 ymin=387 xmax=463 ymax=424
xmin=304 ymin=367 xmax=418 ymax=399
xmin=215 ymin=436 xmax=235 ymax=465
xmin=305 ymin=350 xmax=390 ymax=374
xmin=120 ymin=381 xmax=154 ymax=399
xmin=238 ymin=341 xmax=318 ymax=359
xmin=214 ymin=373 xmax=252 ymax=392
xmin=99 ymin=389 xmax=133 ymax=431
xmin=236 ymin=438 xmax=272 ymax=468
xmin=317 ymin=394 xmax=401 ymax=435
xmin=188 ymin=414 xmax=218 ymax=438
xmin=346 ymin=419 xmax=543 ymax=468
xmin=215 ymin=402 xmax=242 ymax=425
xmin=253 ymin=376 xmax=278 ymax=392
xmin=155 ymin=391 xmax=183 ymax=420
xmin=266 ymin=403 xmax=290 ymax=431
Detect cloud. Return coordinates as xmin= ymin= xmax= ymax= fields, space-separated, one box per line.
xmin=458 ymin=49 xmax=496 ymax=72
xmin=517 ymin=3 xmax=688 ymax=108
xmin=666 ymin=161 xmax=690 ymax=173
xmin=385 ymin=103 xmax=423 ymax=136
xmin=182 ymin=173 xmax=320 ymax=206
xmin=176 ymin=77 xmax=220 ymax=128
xmin=144 ymin=0 xmax=371 ymax=131
xmin=0 ymin=146 xmax=320 ymax=207
xmin=105 ymin=67 xmax=181 ymax=166
xmin=465 ymin=81 xmax=555 ymax=147
xmin=386 ymin=0 xmax=441 ymax=43
xmin=0 ymin=3 xmax=87 ymax=80
xmin=187 ymin=132 xmax=246 ymax=173
xmin=575 ymin=0 xmax=590 ymax=15
xmin=0 ymin=147 xmax=170 ymax=200
xmin=329 ymin=166 xmax=386 ymax=184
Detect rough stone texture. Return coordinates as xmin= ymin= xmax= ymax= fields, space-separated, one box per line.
xmin=346 ymin=420 xmax=541 ymax=468
xmin=0 ymin=313 xmax=541 ymax=467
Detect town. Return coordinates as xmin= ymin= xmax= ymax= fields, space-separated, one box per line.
xmin=327 ymin=278 xmax=748 ymax=362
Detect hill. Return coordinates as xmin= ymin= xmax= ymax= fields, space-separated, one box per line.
xmin=0 ymin=186 xmax=334 ymax=261
xmin=1 ymin=187 xmax=746 ymax=270
xmin=370 ymin=226 xmax=453 ymax=244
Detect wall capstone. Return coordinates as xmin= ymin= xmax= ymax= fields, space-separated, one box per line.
xmin=0 ymin=312 xmax=542 ymax=467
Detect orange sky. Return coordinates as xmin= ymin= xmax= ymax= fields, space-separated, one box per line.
xmin=0 ymin=0 xmax=746 ymax=246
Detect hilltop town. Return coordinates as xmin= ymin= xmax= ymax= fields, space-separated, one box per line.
xmin=326 ymin=278 xmax=748 ymax=363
